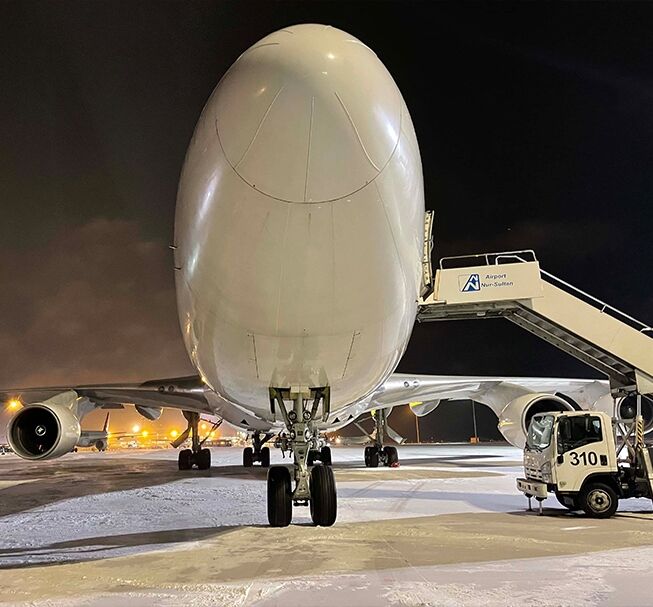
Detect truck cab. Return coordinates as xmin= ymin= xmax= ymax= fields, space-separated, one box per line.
xmin=517 ymin=410 xmax=653 ymax=518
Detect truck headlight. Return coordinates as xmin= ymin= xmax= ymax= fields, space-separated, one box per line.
xmin=541 ymin=461 xmax=552 ymax=482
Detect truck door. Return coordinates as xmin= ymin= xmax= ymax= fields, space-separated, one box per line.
xmin=554 ymin=415 xmax=610 ymax=493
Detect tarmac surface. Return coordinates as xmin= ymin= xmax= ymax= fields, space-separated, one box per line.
xmin=1 ymin=444 xmax=653 ymax=606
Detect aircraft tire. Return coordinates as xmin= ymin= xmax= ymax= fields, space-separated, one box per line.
xmin=310 ymin=464 xmax=337 ymax=526
xmin=368 ymin=448 xmax=379 ymax=468
xmin=384 ymin=446 xmax=398 ymax=466
xmin=364 ymin=446 xmax=373 ymax=467
xmin=197 ymin=448 xmax=211 ymax=470
xmin=267 ymin=466 xmax=292 ymax=527
xmin=320 ymin=446 xmax=332 ymax=466
xmin=260 ymin=446 xmax=270 ymax=467
xmin=243 ymin=447 xmax=254 ymax=467
xmin=178 ymin=448 xmax=193 ymax=470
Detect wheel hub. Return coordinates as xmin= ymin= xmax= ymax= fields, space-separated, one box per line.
xmin=589 ymin=489 xmax=610 ymax=512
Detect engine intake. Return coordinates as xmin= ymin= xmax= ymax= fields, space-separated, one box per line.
xmin=498 ymin=393 xmax=575 ymax=448
xmin=618 ymin=394 xmax=653 ymax=433
xmin=7 ymin=403 xmax=81 ymax=460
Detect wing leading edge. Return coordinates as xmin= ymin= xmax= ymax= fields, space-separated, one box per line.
xmin=0 ymin=375 xmax=213 ymax=415
xmin=371 ymin=373 xmax=610 ymax=416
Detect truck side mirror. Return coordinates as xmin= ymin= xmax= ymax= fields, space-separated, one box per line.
xmin=557 ymin=454 xmax=564 ymax=465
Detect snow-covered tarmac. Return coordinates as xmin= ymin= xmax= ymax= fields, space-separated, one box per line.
xmin=1 ymin=445 xmax=652 ymax=606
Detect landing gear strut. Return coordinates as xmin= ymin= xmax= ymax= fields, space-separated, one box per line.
xmin=358 ymin=409 xmax=401 ymax=468
xmin=174 ymin=411 xmax=221 ymax=471
xmin=243 ymin=431 xmax=273 ymax=467
xmin=266 ymin=387 xmax=337 ymax=527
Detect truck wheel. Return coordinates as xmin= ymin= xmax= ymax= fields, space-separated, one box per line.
xmin=580 ymin=482 xmax=618 ymax=518
xmin=555 ymin=491 xmax=580 ymax=511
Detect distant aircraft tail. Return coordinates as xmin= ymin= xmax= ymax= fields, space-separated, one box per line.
xmin=102 ymin=412 xmax=110 ymax=433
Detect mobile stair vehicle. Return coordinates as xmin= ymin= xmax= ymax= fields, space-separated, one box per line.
xmin=415 ymin=235 xmax=653 ymax=517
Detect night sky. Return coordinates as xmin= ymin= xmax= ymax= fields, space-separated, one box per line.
xmin=1 ymin=2 xmax=652 ymax=439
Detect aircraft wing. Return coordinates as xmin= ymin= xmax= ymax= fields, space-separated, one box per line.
xmin=0 ymin=375 xmax=213 ymax=415
xmin=370 ymin=373 xmax=610 ymax=416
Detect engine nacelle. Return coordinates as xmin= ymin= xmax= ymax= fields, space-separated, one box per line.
xmin=7 ymin=402 xmax=81 ymax=460
xmin=409 ymin=400 xmax=441 ymax=417
xmin=498 ymin=393 xmax=575 ymax=448
xmin=617 ymin=394 xmax=653 ymax=434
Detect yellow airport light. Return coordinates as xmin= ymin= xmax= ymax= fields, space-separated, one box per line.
xmin=7 ymin=398 xmax=21 ymax=411
xmin=141 ymin=430 xmax=149 ymax=438
xmin=132 ymin=424 xmax=141 ymax=434
xmin=170 ymin=429 xmax=179 ymax=438
xmin=201 ymin=422 xmax=208 ymax=431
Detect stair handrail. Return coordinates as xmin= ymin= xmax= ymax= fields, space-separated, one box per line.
xmin=439 ymin=249 xmax=537 ymax=269
xmin=493 ymin=254 xmax=653 ymax=337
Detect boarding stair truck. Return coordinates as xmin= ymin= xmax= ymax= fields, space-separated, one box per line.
xmin=516 ymin=408 xmax=653 ymax=517
xmin=414 ymin=233 xmax=653 ymax=516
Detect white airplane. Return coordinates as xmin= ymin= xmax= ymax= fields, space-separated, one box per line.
xmin=74 ymin=412 xmax=111 ymax=451
xmin=2 ymin=24 xmax=624 ymax=526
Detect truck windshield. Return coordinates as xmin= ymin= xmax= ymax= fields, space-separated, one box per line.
xmin=526 ymin=414 xmax=554 ymax=450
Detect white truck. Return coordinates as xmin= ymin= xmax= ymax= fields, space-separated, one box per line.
xmin=517 ymin=409 xmax=653 ymax=518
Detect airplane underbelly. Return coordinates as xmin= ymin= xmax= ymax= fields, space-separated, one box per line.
xmin=174 ymin=25 xmax=424 ymax=422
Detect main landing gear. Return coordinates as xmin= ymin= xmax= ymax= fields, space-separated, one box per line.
xmin=308 ymin=445 xmax=332 ymax=466
xmin=364 ymin=444 xmax=399 ymax=467
xmin=243 ymin=431 xmax=273 ymax=467
xmin=266 ymin=387 xmax=337 ymax=527
xmin=358 ymin=409 xmax=401 ymax=468
xmin=173 ymin=411 xmax=222 ymax=471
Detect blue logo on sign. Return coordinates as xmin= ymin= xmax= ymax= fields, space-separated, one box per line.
xmin=461 ymin=274 xmax=481 ymax=292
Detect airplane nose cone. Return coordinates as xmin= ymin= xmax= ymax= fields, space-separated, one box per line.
xmin=214 ymin=24 xmax=402 ymax=203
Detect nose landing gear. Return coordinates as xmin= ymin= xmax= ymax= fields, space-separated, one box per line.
xmin=267 ymin=387 xmax=337 ymax=527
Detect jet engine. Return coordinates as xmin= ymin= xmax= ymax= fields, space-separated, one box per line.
xmin=7 ymin=401 xmax=81 ymax=460
xmin=617 ymin=394 xmax=653 ymax=434
xmin=498 ymin=393 xmax=576 ymax=448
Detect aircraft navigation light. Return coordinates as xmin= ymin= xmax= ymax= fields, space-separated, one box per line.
xmin=7 ymin=398 xmax=21 ymax=410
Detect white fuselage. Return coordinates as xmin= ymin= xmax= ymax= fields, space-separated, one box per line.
xmin=174 ymin=25 xmax=424 ymax=430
